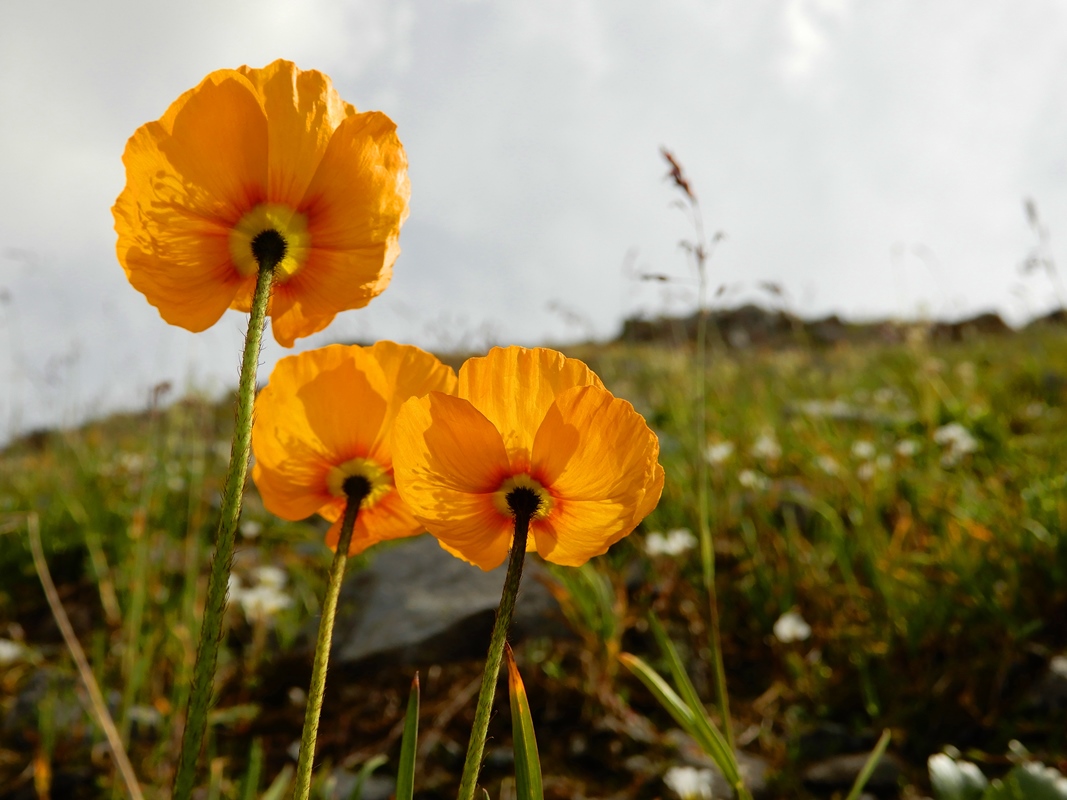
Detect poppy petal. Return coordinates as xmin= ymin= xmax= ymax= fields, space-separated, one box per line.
xmin=236 ymin=59 xmax=355 ymax=207
xmin=114 ymin=70 xmax=267 ymax=331
xmin=458 ymin=347 xmax=604 ymax=469
xmin=529 ymin=385 xmax=663 ymax=565
xmin=392 ymin=393 xmax=515 ymax=570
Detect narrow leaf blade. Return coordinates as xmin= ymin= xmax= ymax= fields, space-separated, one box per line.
xmin=507 ymin=644 xmax=544 ymax=800
xmin=395 ymin=673 xmax=420 ymax=800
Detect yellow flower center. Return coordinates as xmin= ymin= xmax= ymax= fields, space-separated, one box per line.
xmin=326 ymin=457 xmax=393 ymax=508
xmin=492 ymin=473 xmax=554 ymax=520
xmin=229 ymin=203 xmax=311 ymax=281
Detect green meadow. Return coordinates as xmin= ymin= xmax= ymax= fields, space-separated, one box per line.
xmin=2 ymin=317 xmax=1067 ymax=799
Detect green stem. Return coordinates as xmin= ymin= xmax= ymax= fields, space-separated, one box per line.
xmin=293 ymin=495 xmax=362 ymax=800
xmin=457 ymin=513 xmax=531 ymax=800
xmin=172 ymin=260 xmax=275 ymax=800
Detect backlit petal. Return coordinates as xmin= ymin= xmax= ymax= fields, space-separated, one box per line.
xmin=113 ymin=70 xmax=267 ymax=331
xmin=392 ymin=393 xmax=514 ymax=570
xmin=529 ymin=385 xmax=663 ymax=565
xmin=236 ymin=59 xmax=356 ymax=206
xmin=458 ymin=347 xmax=603 ymax=469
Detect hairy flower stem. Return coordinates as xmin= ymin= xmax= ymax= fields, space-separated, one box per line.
xmin=457 ymin=512 xmax=531 ymax=800
xmin=293 ymin=492 xmax=363 ymax=800
xmin=172 ymin=260 xmax=275 ymax=800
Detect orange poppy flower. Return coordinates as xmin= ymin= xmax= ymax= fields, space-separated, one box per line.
xmin=391 ymin=346 xmax=665 ymax=570
xmin=252 ymin=341 xmax=456 ymax=554
xmin=113 ymin=59 xmax=409 ymax=347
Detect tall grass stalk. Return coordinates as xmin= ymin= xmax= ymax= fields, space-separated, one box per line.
xmin=172 ymin=259 xmax=276 ymax=800
xmin=662 ymin=148 xmax=734 ymax=751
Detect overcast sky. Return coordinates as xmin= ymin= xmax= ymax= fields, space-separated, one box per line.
xmin=2 ymin=0 xmax=1067 ymax=438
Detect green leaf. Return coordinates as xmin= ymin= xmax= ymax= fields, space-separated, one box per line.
xmin=259 ymin=765 xmax=292 ymax=800
xmin=347 ymin=754 xmax=387 ymax=800
xmin=506 ymin=644 xmax=544 ymax=800
xmin=618 ymin=652 xmax=741 ymax=789
xmin=928 ymin=753 xmax=988 ymax=800
xmin=644 ymin=616 xmax=744 ymax=793
xmin=844 ymin=729 xmax=892 ymax=800
xmin=395 ymin=673 xmax=420 ymax=800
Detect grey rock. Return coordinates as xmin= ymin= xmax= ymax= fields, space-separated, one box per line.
xmin=324 ymin=768 xmax=394 ymax=800
xmin=329 ymin=535 xmax=568 ymax=666
xmin=802 ymin=751 xmax=904 ymax=790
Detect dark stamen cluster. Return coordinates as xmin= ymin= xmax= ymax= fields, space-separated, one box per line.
xmin=342 ymin=474 xmax=372 ymax=504
xmin=251 ymin=228 xmax=287 ymax=269
xmin=506 ymin=486 xmax=541 ymax=518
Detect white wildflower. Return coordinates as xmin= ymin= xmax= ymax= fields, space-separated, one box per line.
xmin=239 ymin=585 xmax=293 ymax=625
xmin=0 ymin=639 xmax=26 ymax=666
xmin=895 ymin=438 xmax=920 ymax=457
xmin=239 ymin=520 xmax=263 ymax=539
xmin=773 ymin=610 xmax=812 ymax=643
xmin=851 ymin=440 xmax=876 ymax=460
xmin=750 ymin=432 xmax=782 ymax=462
xmin=254 ymin=565 xmax=288 ymax=590
xmin=127 ymin=705 xmax=163 ymax=728
xmin=873 ymin=387 xmax=896 ymax=405
xmin=934 ymin=422 xmax=978 ymax=465
xmin=856 ymin=462 xmax=876 ymax=482
xmin=646 ymin=528 xmax=698 ymax=557
xmin=738 ymin=469 xmax=770 ymax=491
xmin=1023 ymin=402 xmax=1045 ymax=420
xmin=815 ymin=455 xmax=840 ymax=476
xmin=664 ymin=765 xmax=715 ymax=799
xmin=704 ymin=441 xmax=735 ymax=465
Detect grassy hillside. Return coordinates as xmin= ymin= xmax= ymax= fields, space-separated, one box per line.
xmin=2 ymin=320 xmax=1067 ymax=798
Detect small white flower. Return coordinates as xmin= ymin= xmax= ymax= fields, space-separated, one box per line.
xmin=750 ymin=432 xmax=782 ymax=462
xmin=664 ymin=765 xmax=715 ymax=799
xmin=895 ymin=438 xmax=920 ymax=457
xmin=815 ymin=455 xmax=840 ymax=476
xmin=239 ymin=520 xmax=263 ymax=539
xmin=856 ymin=462 xmax=876 ymax=482
xmin=851 ymin=440 xmax=876 ymax=460
xmin=873 ymin=387 xmax=896 ymax=405
xmin=254 ymin=565 xmax=288 ymax=590
xmin=738 ymin=469 xmax=770 ymax=490
xmin=704 ymin=441 xmax=735 ymax=465
xmin=239 ymin=585 xmax=293 ymax=625
xmin=0 ymin=639 xmax=26 ymax=666
xmin=167 ymin=475 xmax=187 ymax=493
xmin=646 ymin=528 xmax=698 ymax=557
xmin=934 ymin=423 xmax=978 ymax=465
xmin=933 ymin=423 xmax=977 ymax=451
xmin=773 ymin=610 xmax=812 ymax=643
xmin=127 ymin=705 xmax=163 ymax=728
xmin=1023 ymin=402 xmax=1046 ymax=420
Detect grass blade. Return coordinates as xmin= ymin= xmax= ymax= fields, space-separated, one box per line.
xmin=645 ymin=615 xmax=744 ymax=794
xmin=506 ymin=644 xmax=544 ymax=800
xmin=395 ymin=673 xmax=420 ymax=800
xmin=260 ymin=766 xmax=293 ymax=800
xmin=618 ymin=653 xmax=740 ymax=789
xmin=844 ymin=729 xmax=892 ymax=800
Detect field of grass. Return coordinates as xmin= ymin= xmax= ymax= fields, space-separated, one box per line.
xmin=2 ymin=319 xmax=1067 ymax=798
